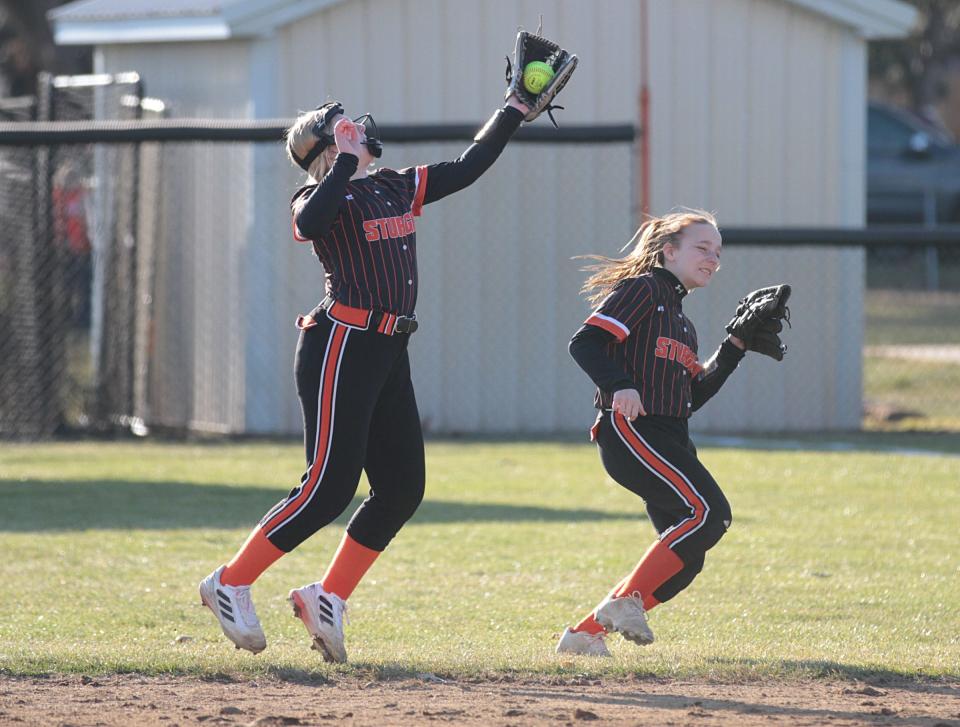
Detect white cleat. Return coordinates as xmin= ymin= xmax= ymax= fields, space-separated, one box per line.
xmin=595 ymin=593 xmax=655 ymax=645
xmin=198 ymin=566 xmax=267 ymax=654
xmin=288 ymin=582 xmax=348 ymax=663
xmin=556 ymin=627 xmax=612 ymax=657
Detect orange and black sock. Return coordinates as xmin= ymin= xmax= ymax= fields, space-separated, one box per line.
xmin=221 ymin=527 xmax=285 ymax=587
xmin=614 ymin=539 xmax=684 ymax=602
xmin=320 ymin=532 xmax=381 ymax=601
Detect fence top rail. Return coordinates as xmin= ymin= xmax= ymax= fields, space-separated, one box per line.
xmin=721 ymin=226 xmax=960 ymax=246
xmin=0 ymin=119 xmax=636 ymax=145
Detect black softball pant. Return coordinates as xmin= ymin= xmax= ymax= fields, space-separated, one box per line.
xmin=594 ymin=411 xmax=732 ymax=604
xmin=258 ymin=310 xmax=425 ymax=553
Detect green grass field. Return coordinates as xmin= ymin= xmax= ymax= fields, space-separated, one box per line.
xmin=865 ymin=290 xmax=960 ymax=346
xmin=864 ymin=289 xmax=960 ymax=431
xmin=864 ymin=356 xmax=960 ymax=430
xmin=1 ymin=440 xmax=957 ymax=682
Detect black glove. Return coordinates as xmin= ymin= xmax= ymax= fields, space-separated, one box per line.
xmin=725 ymin=284 xmax=792 ymax=361
xmin=504 ymin=31 xmax=578 ymax=127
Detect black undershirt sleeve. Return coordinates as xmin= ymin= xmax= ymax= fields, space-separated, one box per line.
xmin=691 ymin=339 xmax=746 ymax=411
xmin=422 ymin=105 xmax=524 ymax=205
xmin=292 ymin=153 xmax=359 ymax=240
xmin=569 ymin=324 xmax=636 ymax=395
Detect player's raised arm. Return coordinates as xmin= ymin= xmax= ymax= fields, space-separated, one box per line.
xmin=419 ymin=30 xmax=578 ymax=206
xmin=288 ymin=106 xmax=370 ymax=241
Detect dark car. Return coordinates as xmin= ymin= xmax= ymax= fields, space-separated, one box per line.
xmin=867 ymin=101 xmax=960 ymax=224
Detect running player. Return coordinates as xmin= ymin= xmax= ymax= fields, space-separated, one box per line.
xmin=556 ymin=209 xmax=788 ymax=656
xmin=199 ymin=90 xmax=537 ymax=661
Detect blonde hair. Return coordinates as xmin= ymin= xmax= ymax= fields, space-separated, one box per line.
xmin=580 ymin=209 xmax=718 ymax=304
xmin=285 ymin=108 xmax=337 ymax=182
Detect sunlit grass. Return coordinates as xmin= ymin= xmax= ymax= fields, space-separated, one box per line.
xmin=1 ymin=440 xmax=957 ymax=681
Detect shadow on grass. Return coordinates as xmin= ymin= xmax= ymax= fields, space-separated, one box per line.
xmin=0 ymin=479 xmax=636 ymax=532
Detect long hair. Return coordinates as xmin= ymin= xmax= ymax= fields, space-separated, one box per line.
xmin=580 ymin=209 xmax=718 ymax=304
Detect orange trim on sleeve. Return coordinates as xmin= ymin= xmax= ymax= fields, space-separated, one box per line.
xmin=412 ymin=165 xmax=429 ymax=217
xmin=292 ymin=216 xmax=309 ymax=243
xmin=585 ymin=314 xmax=629 ymax=343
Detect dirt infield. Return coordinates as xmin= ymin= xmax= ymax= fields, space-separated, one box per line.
xmin=1 ymin=674 xmax=958 ymax=726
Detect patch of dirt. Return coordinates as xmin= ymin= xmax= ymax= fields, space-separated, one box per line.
xmin=0 ymin=674 xmax=958 ymax=726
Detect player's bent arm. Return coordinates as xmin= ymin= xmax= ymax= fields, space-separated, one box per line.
xmin=292 ymin=153 xmax=359 ymax=240
xmin=569 ymin=324 xmax=636 ymax=395
xmin=420 ymin=105 xmax=525 ymax=205
xmin=690 ymin=337 xmax=746 ymax=411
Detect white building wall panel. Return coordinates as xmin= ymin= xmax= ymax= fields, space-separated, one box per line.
xmin=92 ymin=0 xmax=873 ymax=433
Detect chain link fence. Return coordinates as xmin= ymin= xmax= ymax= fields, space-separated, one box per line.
xmin=0 ymin=89 xmax=639 ymax=438
xmin=0 ymin=73 xmax=159 ymax=437
xmin=1 ymin=77 xmax=958 ymax=438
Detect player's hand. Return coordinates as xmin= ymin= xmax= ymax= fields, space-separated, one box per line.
xmin=506 ymin=94 xmax=530 ymax=116
xmin=334 ymin=118 xmax=364 ymax=157
xmin=612 ymin=389 xmax=645 ymax=421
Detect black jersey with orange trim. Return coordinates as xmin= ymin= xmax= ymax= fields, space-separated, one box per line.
xmin=583 ymin=267 xmax=703 ymax=418
xmin=292 ymin=165 xmax=427 ymax=317
xmin=572 ymin=266 xmax=746 ymax=418
xmin=291 ymin=104 xmax=524 ymax=319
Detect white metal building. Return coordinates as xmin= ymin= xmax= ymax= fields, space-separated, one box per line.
xmin=52 ymin=0 xmax=916 ymax=434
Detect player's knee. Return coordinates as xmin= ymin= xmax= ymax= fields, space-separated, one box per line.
xmin=397 ymin=477 xmax=425 ymax=522
xmin=699 ymin=506 xmax=732 ymax=551
xmin=372 ymin=476 xmax=425 ymax=526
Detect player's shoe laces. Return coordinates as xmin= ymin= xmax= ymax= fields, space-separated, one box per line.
xmin=198 ymin=566 xmax=267 ymax=654
xmin=288 ymin=582 xmax=348 ymax=663
xmin=595 ymin=592 xmax=655 ymax=645
xmin=556 ymin=627 xmax=611 ymax=657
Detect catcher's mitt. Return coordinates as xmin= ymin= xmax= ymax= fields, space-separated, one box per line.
xmin=505 ymin=31 xmax=578 ymax=127
xmin=725 ymin=284 xmax=792 ymax=361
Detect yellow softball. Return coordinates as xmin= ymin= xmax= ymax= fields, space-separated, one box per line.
xmin=522 ymin=61 xmax=555 ymax=95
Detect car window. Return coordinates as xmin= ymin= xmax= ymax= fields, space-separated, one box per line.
xmin=868 ymin=107 xmax=914 ymax=151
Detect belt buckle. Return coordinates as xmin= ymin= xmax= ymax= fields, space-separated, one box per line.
xmin=394 ymin=316 xmax=418 ymax=334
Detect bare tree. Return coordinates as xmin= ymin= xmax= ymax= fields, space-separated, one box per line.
xmin=0 ymin=0 xmax=89 ymax=97
xmin=870 ymin=0 xmax=960 ymax=127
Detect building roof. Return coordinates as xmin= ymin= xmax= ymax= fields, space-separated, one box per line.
xmin=50 ymin=0 xmax=917 ymax=45
xmin=51 ymin=0 xmax=344 ymax=44
xmin=49 ymin=0 xmax=230 ymax=22
xmin=789 ymin=0 xmax=917 ymax=39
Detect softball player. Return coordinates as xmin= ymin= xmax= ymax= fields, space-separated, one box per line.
xmin=199 ymin=92 xmax=531 ymax=662
xmin=557 ymin=210 xmax=788 ymax=656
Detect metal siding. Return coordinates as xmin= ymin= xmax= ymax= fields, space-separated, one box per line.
xmin=275 ymin=0 xmax=641 ymax=432
xmin=710 ymin=0 xmax=751 ymax=220
xmin=646 ymin=0 xmax=864 ymax=433
xmin=94 ymin=0 xmax=872 ymax=433
xmin=745 ymin=0 xmax=790 ymax=223
xmin=100 ymin=43 xmax=253 ymax=433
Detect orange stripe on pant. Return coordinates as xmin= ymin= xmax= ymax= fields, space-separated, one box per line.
xmin=611 ymin=413 xmax=708 ymax=549
xmin=264 ymin=324 xmax=348 ymax=535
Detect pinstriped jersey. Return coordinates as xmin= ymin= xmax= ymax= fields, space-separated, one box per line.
xmin=292 ymin=165 xmax=429 ymax=317
xmin=584 ymin=267 xmax=703 ymax=418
